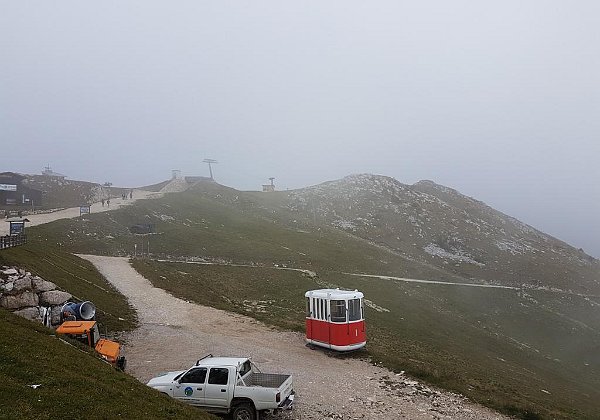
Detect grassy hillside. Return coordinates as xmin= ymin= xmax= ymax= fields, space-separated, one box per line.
xmin=0 ymin=241 xmax=136 ymax=333
xmin=0 ymin=308 xmax=214 ymax=420
xmin=22 ymin=181 xmax=600 ymax=418
xmin=30 ymin=185 xmax=454 ymax=281
xmin=141 ymin=179 xmax=171 ymax=192
xmin=132 ymin=260 xmax=600 ymax=420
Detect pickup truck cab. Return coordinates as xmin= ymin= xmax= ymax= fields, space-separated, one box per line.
xmin=147 ymin=355 xmax=294 ymax=420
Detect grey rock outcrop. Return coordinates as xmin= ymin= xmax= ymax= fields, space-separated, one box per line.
xmin=12 ymin=277 xmax=32 ymax=293
xmin=50 ymin=306 xmax=62 ymax=325
xmin=1 ymin=265 xmax=86 ymax=327
xmin=13 ymin=307 xmax=42 ymax=322
xmin=39 ymin=290 xmax=72 ymax=306
xmin=32 ymin=277 xmax=57 ymax=293
xmin=0 ymin=291 xmax=39 ymax=310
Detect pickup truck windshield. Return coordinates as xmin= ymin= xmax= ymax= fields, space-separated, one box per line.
xmin=181 ymin=368 xmax=207 ymax=383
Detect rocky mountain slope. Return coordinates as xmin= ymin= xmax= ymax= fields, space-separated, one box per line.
xmin=284 ymin=174 xmax=599 ymax=294
xmin=19 ymin=175 xmax=600 ymax=419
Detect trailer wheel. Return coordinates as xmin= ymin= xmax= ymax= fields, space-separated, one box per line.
xmin=232 ymin=403 xmax=255 ymax=420
xmin=116 ymin=356 xmax=127 ymax=371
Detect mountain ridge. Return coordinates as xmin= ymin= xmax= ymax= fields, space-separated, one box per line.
xmin=280 ymin=173 xmax=599 ymax=293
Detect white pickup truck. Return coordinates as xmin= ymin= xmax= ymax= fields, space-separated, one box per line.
xmin=147 ymin=355 xmax=294 ymax=420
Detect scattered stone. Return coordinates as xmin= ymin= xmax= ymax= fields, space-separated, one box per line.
xmin=1 ymin=268 xmax=18 ymax=276
xmin=3 ymin=282 xmax=14 ymax=293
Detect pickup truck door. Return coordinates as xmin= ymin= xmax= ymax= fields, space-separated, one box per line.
xmin=172 ymin=367 xmax=207 ymax=406
xmin=204 ymin=367 xmax=231 ymax=408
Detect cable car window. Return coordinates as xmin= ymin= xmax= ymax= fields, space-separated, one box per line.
xmin=330 ymin=300 xmax=346 ymax=322
xmin=318 ymin=299 xmax=322 ymax=320
xmin=320 ymin=299 xmax=325 ymax=320
xmin=306 ymin=297 xmax=310 ymax=317
xmin=348 ymin=299 xmax=361 ymax=321
xmin=315 ymin=298 xmax=320 ymax=319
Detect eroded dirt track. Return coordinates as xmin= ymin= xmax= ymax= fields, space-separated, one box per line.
xmin=81 ymin=255 xmax=509 ymax=420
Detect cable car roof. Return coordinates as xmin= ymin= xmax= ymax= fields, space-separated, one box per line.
xmin=305 ymin=288 xmax=364 ymax=299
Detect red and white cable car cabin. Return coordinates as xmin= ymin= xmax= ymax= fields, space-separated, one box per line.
xmin=305 ymin=289 xmax=366 ymax=351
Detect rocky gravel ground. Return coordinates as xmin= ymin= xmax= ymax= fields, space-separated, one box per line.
xmin=81 ymin=255 xmax=510 ymax=420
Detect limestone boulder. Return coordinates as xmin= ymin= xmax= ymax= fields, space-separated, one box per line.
xmin=1 ymin=268 xmax=18 ymax=276
xmin=32 ymin=278 xmax=57 ymax=293
xmin=2 ymin=282 xmax=14 ymax=293
xmin=12 ymin=277 xmax=32 ymax=293
xmin=14 ymin=307 xmax=42 ymax=323
xmin=50 ymin=305 xmax=63 ymax=326
xmin=39 ymin=290 xmax=72 ymax=306
xmin=0 ymin=291 xmax=39 ymax=310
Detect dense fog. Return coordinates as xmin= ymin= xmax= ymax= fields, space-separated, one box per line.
xmin=1 ymin=1 xmax=598 ymax=256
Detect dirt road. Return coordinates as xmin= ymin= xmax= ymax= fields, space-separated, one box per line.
xmin=80 ymin=255 xmax=509 ymax=420
xmin=0 ymin=189 xmax=161 ymax=236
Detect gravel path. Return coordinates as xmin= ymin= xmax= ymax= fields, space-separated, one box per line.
xmin=0 ymin=189 xmax=161 ymax=236
xmin=80 ymin=255 xmax=510 ymax=420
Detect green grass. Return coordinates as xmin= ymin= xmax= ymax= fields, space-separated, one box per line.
xmin=20 ymin=186 xmax=600 ymax=419
xmin=31 ymin=189 xmax=453 ymax=281
xmin=0 ymin=308 xmax=215 ymax=420
xmin=0 ymin=240 xmax=136 ymax=333
xmin=340 ymin=273 xmax=600 ymax=419
xmin=132 ymin=260 xmax=317 ymax=332
xmin=132 ymin=259 xmax=600 ymax=419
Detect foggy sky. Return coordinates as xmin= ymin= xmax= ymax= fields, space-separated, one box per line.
xmin=1 ymin=1 xmax=599 ymax=257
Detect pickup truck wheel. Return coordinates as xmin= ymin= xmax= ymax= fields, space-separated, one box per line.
xmin=232 ymin=403 xmax=255 ymax=420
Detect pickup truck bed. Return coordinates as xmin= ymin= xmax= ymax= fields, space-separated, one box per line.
xmin=240 ymin=373 xmax=291 ymax=388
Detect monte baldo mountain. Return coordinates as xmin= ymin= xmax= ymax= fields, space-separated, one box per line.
xmin=285 ymin=174 xmax=599 ymax=294
xmin=15 ymin=172 xmax=600 ymax=419
xmin=173 ymin=173 xmax=598 ymax=295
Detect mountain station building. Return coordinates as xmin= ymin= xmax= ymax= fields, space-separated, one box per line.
xmin=0 ymin=172 xmax=43 ymax=208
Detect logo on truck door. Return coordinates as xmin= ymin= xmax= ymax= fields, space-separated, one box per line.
xmin=184 ymin=387 xmax=193 ymax=396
